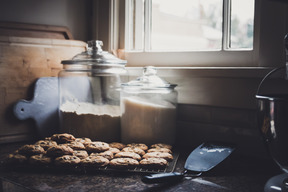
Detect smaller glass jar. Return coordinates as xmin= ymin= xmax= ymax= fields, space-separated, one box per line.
xmin=59 ymin=40 xmax=127 ymax=142
xmin=120 ymin=66 xmax=178 ymax=145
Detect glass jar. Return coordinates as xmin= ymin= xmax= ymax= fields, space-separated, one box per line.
xmin=59 ymin=40 xmax=127 ymax=142
xmin=120 ymin=66 xmax=178 ymax=145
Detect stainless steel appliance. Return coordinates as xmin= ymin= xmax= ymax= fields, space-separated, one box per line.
xmin=256 ymin=34 xmax=288 ymax=191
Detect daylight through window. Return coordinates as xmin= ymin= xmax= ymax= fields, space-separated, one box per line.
xmin=126 ymin=0 xmax=254 ymax=52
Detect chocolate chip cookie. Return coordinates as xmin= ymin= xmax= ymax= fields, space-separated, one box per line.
xmin=54 ymin=155 xmax=81 ymax=166
xmin=6 ymin=153 xmax=28 ymax=164
xmin=147 ymin=148 xmax=172 ymax=154
xmin=34 ymin=140 xmax=57 ymax=150
xmin=139 ymin=158 xmax=168 ymax=169
xmin=73 ymin=150 xmax=89 ymax=159
xmin=46 ymin=145 xmax=74 ymax=157
xmin=65 ymin=141 xmax=85 ymax=150
xmin=121 ymin=147 xmax=145 ymax=156
xmin=90 ymin=151 xmax=114 ymax=160
xmin=51 ymin=133 xmax=75 ymax=144
xmin=150 ymin=143 xmax=172 ymax=150
xmin=114 ymin=152 xmax=141 ymax=161
xmin=44 ymin=137 xmax=52 ymax=140
xmin=75 ymin=137 xmax=92 ymax=146
xmin=109 ymin=142 xmax=126 ymax=150
xmin=18 ymin=144 xmax=45 ymax=156
xmin=143 ymin=152 xmax=173 ymax=161
xmin=107 ymin=147 xmax=120 ymax=154
xmin=81 ymin=156 xmax=109 ymax=167
xmin=29 ymin=154 xmax=52 ymax=165
xmin=109 ymin=158 xmax=139 ymax=169
xmin=126 ymin=143 xmax=148 ymax=151
xmin=85 ymin=141 xmax=109 ymax=153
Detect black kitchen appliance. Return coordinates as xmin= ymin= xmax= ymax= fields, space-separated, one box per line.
xmin=256 ymin=34 xmax=288 ymax=191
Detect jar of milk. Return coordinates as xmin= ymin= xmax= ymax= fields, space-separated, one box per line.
xmin=120 ymin=66 xmax=178 ymax=145
xmin=59 ymin=40 xmax=127 ymax=142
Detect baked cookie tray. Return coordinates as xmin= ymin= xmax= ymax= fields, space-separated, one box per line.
xmin=0 ymin=152 xmax=179 ymax=175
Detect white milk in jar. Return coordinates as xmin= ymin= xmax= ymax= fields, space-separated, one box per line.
xmin=120 ymin=66 xmax=178 ymax=145
xmin=121 ymin=96 xmax=176 ymax=145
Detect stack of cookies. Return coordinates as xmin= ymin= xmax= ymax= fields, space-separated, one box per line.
xmin=6 ymin=133 xmax=174 ymax=171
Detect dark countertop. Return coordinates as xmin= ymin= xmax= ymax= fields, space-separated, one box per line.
xmin=0 ymin=142 xmax=282 ymax=192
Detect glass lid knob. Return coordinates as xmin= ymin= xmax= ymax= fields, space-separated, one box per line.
xmin=87 ymin=40 xmax=103 ymax=52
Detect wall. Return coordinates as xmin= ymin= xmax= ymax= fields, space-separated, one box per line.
xmin=0 ymin=0 xmax=92 ymax=41
xmin=0 ymin=0 xmax=92 ymax=142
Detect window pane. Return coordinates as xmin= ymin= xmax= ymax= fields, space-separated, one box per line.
xmin=230 ymin=0 xmax=254 ymax=49
xmin=151 ymin=0 xmax=222 ymax=51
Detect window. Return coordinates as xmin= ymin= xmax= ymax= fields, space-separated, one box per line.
xmin=109 ymin=0 xmax=286 ymax=68
xmin=126 ymin=0 xmax=254 ymax=52
xmin=150 ymin=0 xmax=223 ymax=51
xmin=230 ymin=1 xmax=254 ymax=49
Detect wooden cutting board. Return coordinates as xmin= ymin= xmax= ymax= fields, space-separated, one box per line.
xmin=0 ymin=21 xmax=74 ymax=40
xmin=14 ymin=77 xmax=59 ymax=139
xmin=0 ymin=23 xmax=86 ymax=143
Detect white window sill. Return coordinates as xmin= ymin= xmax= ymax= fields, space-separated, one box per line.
xmin=126 ymin=66 xmax=273 ymax=78
xmin=125 ymin=66 xmax=276 ymax=108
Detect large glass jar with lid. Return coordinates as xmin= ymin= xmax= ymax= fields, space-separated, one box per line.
xmin=59 ymin=40 xmax=127 ymax=142
xmin=120 ymin=66 xmax=178 ymax=145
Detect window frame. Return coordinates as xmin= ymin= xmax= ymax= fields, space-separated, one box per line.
xmin=108 ymin=0 xmax=287 ymax=68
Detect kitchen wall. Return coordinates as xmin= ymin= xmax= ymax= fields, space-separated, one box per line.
xmin=0 ymin=0 xmax=92 ymax=41
xmin=0 ymin=0 xmax=286 ymax=158
xmin=0 ymin=0 xmax=92 ymax=143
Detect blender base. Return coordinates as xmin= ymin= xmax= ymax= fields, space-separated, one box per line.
xmin=265 ymin=173 xmax=288 ymax=192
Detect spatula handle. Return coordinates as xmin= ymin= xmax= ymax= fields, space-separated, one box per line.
xmin=141 ymin=172 xmax=184 ymax=184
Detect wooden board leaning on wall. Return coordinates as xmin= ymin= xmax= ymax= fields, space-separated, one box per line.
xmin=0 ymin=22 xmax=86 ymax=143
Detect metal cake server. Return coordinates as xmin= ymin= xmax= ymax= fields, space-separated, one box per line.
xmin=142 ymin=142 xmax=236 ymax=184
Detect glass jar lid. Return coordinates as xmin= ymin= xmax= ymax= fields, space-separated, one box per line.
xmin=61 ymin=40 xmax=127 ymax=66
xmin=122 ymin=66 xmax=177 ymax=89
